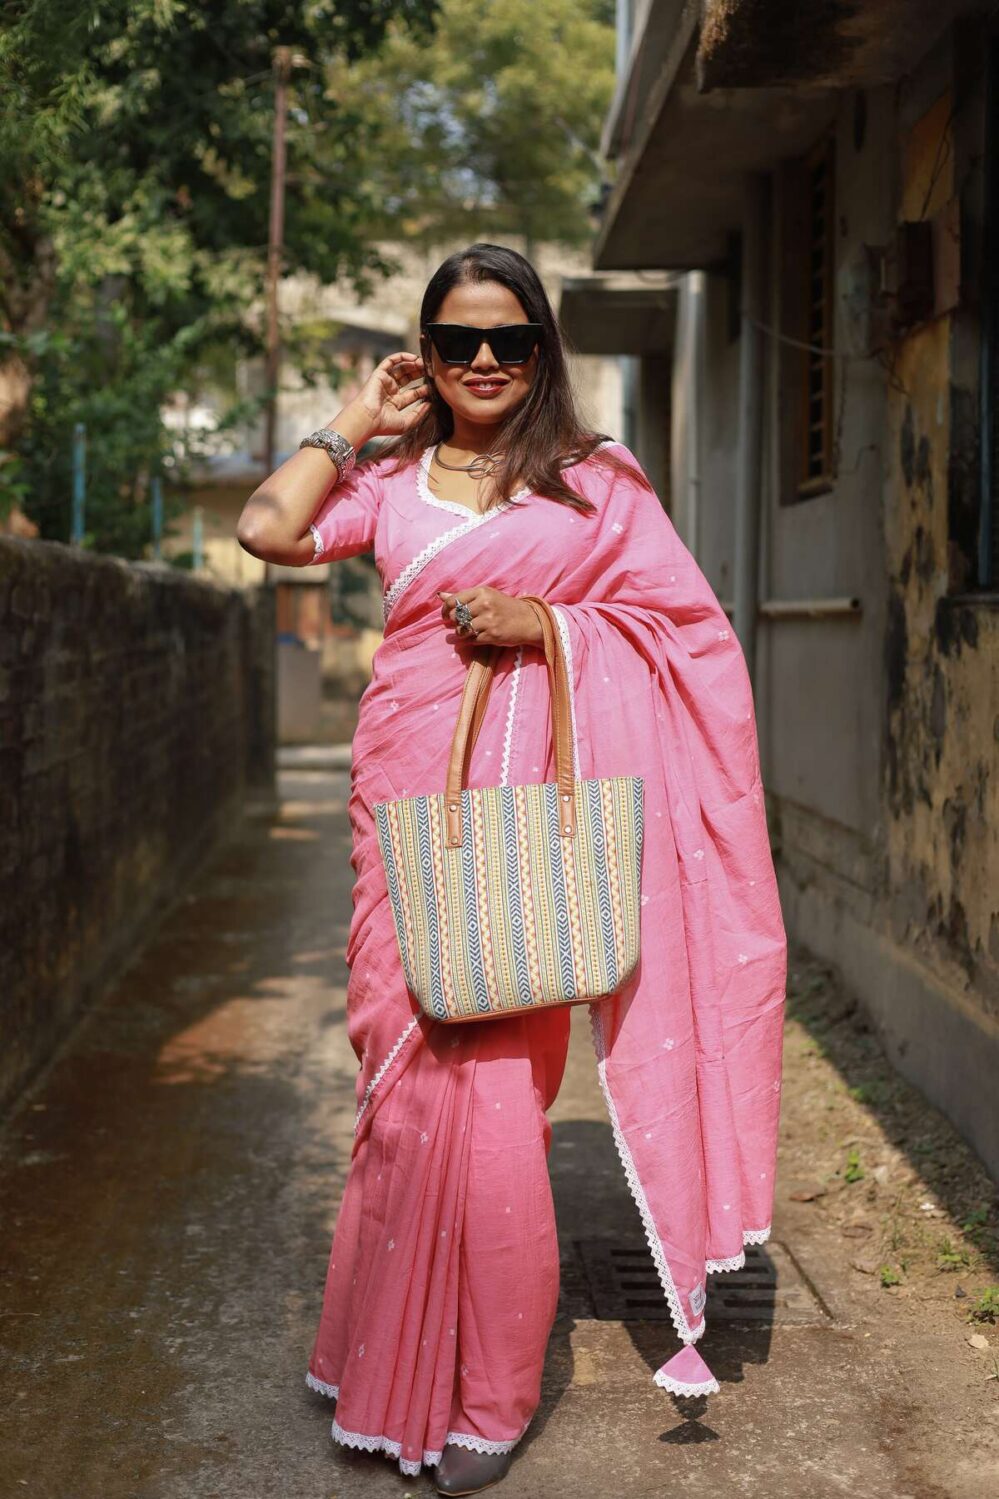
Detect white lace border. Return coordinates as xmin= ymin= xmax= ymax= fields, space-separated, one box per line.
xmin=306 ymin=1371 xmax=526 ymax=1476
xmin=588 ymin=1004 xmax=704 ymax=1344
xmin=706 ymin=1225 xmax=772 ymax=1275
xmin=654 ymin=1367 xmax=722 ymax=1398
xmin=564 ymin=592 xmax=773 ymax=1332
xmin=353 ymin=1014 xmax=419 ymax=1134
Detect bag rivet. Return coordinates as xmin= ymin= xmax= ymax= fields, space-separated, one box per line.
xmin=561 ymin=792 xmax=570 ymax=801
xmin=448 ymin=802 xmax=457 ymax=811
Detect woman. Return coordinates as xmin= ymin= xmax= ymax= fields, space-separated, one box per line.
xmin=237 ymin=243 xmax=787 ymax=1495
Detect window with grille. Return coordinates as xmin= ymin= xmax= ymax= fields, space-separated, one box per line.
xmin=799 ymin=136 xmax=836 ymax=495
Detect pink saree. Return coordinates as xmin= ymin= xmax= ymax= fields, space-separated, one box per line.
xmin=304 ymin=441 xmax=787 ymax=1475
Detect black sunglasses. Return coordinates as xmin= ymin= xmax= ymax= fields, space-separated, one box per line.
xmin=423 ymin=322 xmax=542 ymax=366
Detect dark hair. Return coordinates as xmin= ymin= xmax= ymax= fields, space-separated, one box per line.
xmin=371 ymin=242 xmax=655 ymax=516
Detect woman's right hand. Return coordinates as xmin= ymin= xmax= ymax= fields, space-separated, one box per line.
xmin=236 ymin=352 xmax=431 ymax=567
xmin=340 ymin=351 xmax=431 ymax=445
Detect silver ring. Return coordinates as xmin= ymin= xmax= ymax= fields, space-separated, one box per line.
xmin=454 ymin=600 xmax=476 ymax=633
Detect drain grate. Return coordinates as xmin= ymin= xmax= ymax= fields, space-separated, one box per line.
xmin=574 ymin=1239 xmax=832 ymax=1327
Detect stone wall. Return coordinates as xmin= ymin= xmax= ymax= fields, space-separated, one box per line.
xmin=0 ymin=538 xmax=275 ymax=1113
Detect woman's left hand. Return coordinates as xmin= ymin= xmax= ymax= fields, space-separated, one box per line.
xmin=436 ymin=587 xmax=544 ymax=646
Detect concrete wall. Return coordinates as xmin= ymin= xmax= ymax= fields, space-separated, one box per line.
xmin=678 ymin=86 xmax=894 ymax=831
xmin=760 ymin=85 xmax=893 ymax=839
xmin=636 ymin=354 xmax=671 ymax=502
xmin=870 ymin=41 xmax=999 ymax=1168
xmin=697 ymin=272 xmax=742 ymax=601
xmin=682 ymin=30 xmax=999 ymax=1176
xmin=0 ymin=538 xmax=275 ymax=1115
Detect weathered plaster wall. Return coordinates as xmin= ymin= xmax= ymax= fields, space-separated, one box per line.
xmin=782 ymin=49 xmax=999 ymax=1176
xmin=715 ymin=34 xmax=998 ymax=1173
xmin=663 ymin=19 xmax=998 ymax=1172
xmin=883 ymin=85 xmax=999 ymax=1029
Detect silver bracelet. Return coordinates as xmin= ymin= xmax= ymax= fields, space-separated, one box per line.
xmin=299 ymin=427 xmax=356 ymax=482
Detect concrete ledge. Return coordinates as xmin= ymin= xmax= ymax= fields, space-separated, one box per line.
xmin=778 ymin=862 xmax=999 ymax=1181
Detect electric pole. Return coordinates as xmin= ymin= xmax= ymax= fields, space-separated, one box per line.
xmin=264 ymin=46 xmax=292 ymax=485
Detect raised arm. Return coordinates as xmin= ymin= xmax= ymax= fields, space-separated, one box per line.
xmin=235 ymin=351 xmax=430 ymax=566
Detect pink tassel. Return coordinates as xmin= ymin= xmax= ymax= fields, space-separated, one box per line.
xmin=653 ymin=1344 xmax=720 ymax=1397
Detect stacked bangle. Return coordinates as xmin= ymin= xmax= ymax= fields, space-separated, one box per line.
xmin=299 ymin=427 xmax=357 ymax=482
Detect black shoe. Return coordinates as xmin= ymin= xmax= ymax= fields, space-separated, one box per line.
xmin=435 ymin=1444 xmax=515 ymax=1495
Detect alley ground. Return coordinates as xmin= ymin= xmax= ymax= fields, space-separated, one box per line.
xmin=1 ymin=760 xmax=998 ymax=1499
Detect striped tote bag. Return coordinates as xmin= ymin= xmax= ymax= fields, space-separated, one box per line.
xmin=372 ymin=595 xmax=644 ymax=1023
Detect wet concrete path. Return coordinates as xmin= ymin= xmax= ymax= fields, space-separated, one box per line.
xmin=1 ymin=767 xmax=995 ymax=1499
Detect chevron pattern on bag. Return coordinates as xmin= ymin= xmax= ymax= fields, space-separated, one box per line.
xmin=374 ymin=773 xmax=644 ymax=1022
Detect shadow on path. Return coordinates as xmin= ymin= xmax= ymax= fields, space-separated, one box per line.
xmin=786 ymin=944 xmax=999 ymax=1282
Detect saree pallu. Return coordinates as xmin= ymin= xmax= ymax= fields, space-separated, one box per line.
xmin=304 ymin=441 xmax=787 ymax=1474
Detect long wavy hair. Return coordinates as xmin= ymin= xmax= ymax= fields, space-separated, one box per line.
xmin=370 ymin=242 xmax=655 ymax=516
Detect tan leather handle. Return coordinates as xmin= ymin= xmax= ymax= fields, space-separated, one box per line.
xmin=522 ymin=595 xmax=576 ymax=805
xmin=444 ymin=597 xmax=576 ymax=849
xmin=447 ymin=601 xmax=573 ymax=798
xmin=448 ymin=642 xmax=502 ymax=799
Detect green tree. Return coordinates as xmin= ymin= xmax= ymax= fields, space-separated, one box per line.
xmin=337 ymin=0 xmax=617 ymax=256
xmin=0 ymin=0 xmax=438 ymax=548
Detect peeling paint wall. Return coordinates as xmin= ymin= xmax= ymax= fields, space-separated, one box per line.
xmin=771 ymin=37 xmax=999 ymax=1175
xmin=682 ymin=25 xmax=999 ymax=1174
xmin=883 ymin=84 xmax=999 ymax=1027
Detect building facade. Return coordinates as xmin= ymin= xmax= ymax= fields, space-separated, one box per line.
xmin=586 ymin=0 xmax=999 ymax=1176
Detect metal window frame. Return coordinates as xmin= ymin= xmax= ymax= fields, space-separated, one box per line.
xmin=798 ymin=133 xmax=837 ymax=498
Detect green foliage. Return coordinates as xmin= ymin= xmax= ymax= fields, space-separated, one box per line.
xmin=1 ymin=0 xmax=438 ymax=551
xmin=843 ymin=1146 xmax=865 ymax=1184
xmin=960 ymin=1207 xmax=995 ymax=1253
xmin=1 ymin=0 xmax=617 ymax=553
xmin=847 ymin=1077 xmax=892 ymax=1107
xmin=969 ymin=1286 xmax=999 ymax=1322
xmin=935 ymin=1237 xmax=971 ymax=1272
xmin=879 ymin=1264 xmax=902 ymax=1288
xmin=340 ymin=0 xmax=617 ymax=250
xmin=19 ymin=300 xmax=228 ymax=554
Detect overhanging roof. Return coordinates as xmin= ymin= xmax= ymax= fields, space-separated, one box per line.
xmin=602 ymin=0 xmax=689 ymax=161
xmin=594 ymin=27 xmax=835 ymax=270
xmin=594 ymin=0 xmax=974 ymax=272
xmin=558 ymin=273 xmax=678 ymax=356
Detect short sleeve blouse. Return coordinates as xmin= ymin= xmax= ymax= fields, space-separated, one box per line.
xmin=306 ymin=458 xmax=385 ymax=564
